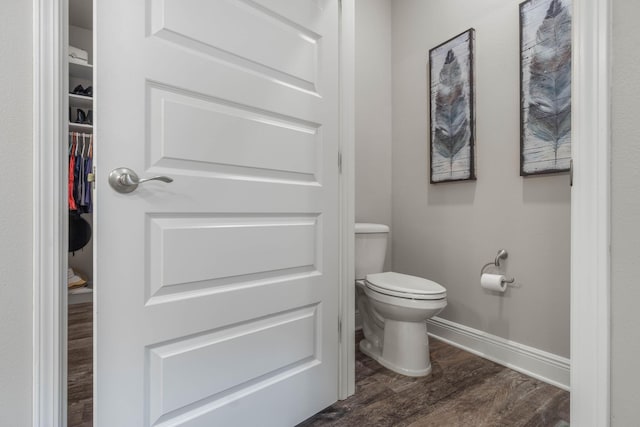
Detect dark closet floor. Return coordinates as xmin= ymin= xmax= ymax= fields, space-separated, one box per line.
xmin=68 ymin=302 xmax=93 ymax=427
xmin=299 ymin=331 xmax=570 ymax=427
xmin=68 ymin=306 xmax=569 ymax=427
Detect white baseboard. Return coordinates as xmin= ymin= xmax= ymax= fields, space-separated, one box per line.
xmin=427 ymin=316 xmax=570 ymax=390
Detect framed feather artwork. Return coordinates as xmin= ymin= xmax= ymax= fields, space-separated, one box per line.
xmin=429 ymin=29 xmax=476 ymax=183
xmin=520 ymin=0 xmax=572 ymax=176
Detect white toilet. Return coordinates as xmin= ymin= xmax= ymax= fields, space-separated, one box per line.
xmin=355 ymin=223 xmax=447 ymax=377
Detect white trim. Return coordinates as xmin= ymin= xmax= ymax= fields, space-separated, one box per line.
xmin=427 ymin=317 xmax=570 ymax=390
xmin=338 ymin=0 xmax=356 ymax=400
xmin=33 ymin=0 xmax=67 ymax=425
xmin=571 ymin=0 xmax=611 ymax=425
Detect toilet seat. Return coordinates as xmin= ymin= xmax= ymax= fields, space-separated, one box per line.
xmin=365 ymin=272 xmax=446 ymax=300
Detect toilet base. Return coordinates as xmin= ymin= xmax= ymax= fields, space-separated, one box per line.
xmin=359 ymin=335 xmax=432 ymax=377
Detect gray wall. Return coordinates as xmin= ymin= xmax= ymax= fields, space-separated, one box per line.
xmin=611 ymin=0 xmax=640 ymax=423
xmin=391 ymin=0 xmax=570 ymax=357
xmin=0 ymin=0 xmax=33 ymax=425
xmin=355 ymin=0 xmax=393 ymax=238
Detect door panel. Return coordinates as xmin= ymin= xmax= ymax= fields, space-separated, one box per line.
xmin=147 ymin=214 xmax=320 ymax=301
xmin=148 ymin=84 xmax=321 ymax=182
xmin=96 ymin=0 xmax=339 ymax=425
xmin=148 ymin=305 xmax=319 ymax=424
xmin=151 ymin=0 xmax=319 ymax=87
xmin=149 ymin=0 xmax=323 ymax=94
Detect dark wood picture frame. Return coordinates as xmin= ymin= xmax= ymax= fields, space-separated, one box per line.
xmin=429 ymin=28 xmax=476 ymax=184
xmin=520 ymin=0 xmax=572 ymax=176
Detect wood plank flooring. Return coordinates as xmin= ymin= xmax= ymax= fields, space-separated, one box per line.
xmin=67 ymin=307 xmax=569 ymax=427
xmin=68 ymin=302 xmax=93 ymax=427
xmin=299 ymin=331 xmax=570 ymax=427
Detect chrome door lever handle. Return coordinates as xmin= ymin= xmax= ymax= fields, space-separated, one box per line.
xmin=137 ymin=176 xmax=173 ymax=184
xmin=109 ymin=167 xmax=173 ymax=193
xmin=120 ymin=173 xmax=173 ymax=186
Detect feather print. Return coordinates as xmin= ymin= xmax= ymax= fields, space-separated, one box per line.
xmin=525 ymin=0 xmax=571 ymax=168
xmin=433 ymin=49 xmax=470 ymax=177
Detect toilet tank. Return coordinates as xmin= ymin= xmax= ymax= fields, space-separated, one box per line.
xmin=355 ymin=223 xmax=390 ymax=280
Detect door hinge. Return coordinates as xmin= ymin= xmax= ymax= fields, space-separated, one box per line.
xmin=338 ymin=317 xmax=342 ymax=343
xmin=569 ymin=158 xmax=573 ymax=187
xmin=338 ymin=150 xmax=342 ymax=174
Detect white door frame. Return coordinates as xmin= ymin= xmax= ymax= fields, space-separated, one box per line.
xmin=31 ymin=0 xmax=610 ymax=425
xmin=338 ymin=0 xmax=356 ymax=400
xmin=570 ymin=0 xmax=611 ymax=425
xmin=32 ymin=0 xmax=67 ymax=425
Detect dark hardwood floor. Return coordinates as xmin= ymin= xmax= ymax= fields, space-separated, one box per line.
xmin=300 ymin=331 xmax=570 ymax=427
xmin=67 ymin=306 xmax=569 ymax=427
xmin=68 ymin=302 xmax=93 ymax=427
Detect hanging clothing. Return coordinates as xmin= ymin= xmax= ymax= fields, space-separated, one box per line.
xmin=83 ymin=155 xmax=93 ymax=212
xmin=68 ymin=134 xmax=77 ymax=211
xmin=68 ymin=132 xmax=93 ymax=214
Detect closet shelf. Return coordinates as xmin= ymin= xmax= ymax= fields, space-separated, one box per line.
xmin=69 ymin=122 xmax=93 ymax=133
xmin=69 ymin=61 xmax=93 ymax=80
xmin=69 ymin=286 xmax=92 ymax=295
xmin=68 ymin=286 xmax=93 ymax=304
xmin=69 ymin=93 xmax=93 ymax=108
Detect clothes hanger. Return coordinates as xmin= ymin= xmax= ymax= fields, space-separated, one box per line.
xmin=69 ymin=132 xmax=76 ymax=155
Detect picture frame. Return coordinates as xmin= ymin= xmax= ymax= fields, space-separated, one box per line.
xmin=520 ymin=0 xmax=572 ymax=176
xmin=429 ymin=29 xmax=476 ymax=184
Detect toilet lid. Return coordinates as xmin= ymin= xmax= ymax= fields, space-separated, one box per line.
xmin=365 ymin=272 xmax=446 ymax=300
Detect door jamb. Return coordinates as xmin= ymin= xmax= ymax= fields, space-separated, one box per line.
xmin=338 ymin=0 xmax=356 ymax=400
xmin=570 ymin=0 xmax=611 ymax=425
xmin=32 ymin=0 xmax=612 ymax=424
xmin=32 ymin=0 xmax=68 ymax=425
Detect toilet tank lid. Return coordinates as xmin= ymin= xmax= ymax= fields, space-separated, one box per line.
xmin=365 ymin=272 xmax=446 ymax=295
xmin=355 ymin=223 xmax=390 ymax=233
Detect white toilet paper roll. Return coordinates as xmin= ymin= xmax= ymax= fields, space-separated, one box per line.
xmin=481 ymin=273 xmax=507 ymax=292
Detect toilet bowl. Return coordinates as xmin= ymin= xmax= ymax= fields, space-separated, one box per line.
xmin=358 ymin=272 xmax=446 ymax=376
xmin=355 ymin=223 xmax=447 ymax=377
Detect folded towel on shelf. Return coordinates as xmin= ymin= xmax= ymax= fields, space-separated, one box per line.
xmin=69 ymin=45 xmax=89 ymax=65
xmin=67 ymin=267 xmax=87 ymax=288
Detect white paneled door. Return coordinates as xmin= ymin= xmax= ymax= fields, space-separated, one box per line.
xmin=95 ymin=1 xmax=340 ymax=425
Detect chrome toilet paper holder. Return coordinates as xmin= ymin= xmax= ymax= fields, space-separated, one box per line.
xmin=480 ymin=249 xmax=515 ymax=284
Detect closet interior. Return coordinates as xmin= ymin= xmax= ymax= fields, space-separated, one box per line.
xmin=68 ymin=0 xmax=93 ymax=303
xmin=67 ymin=0 xmax=94 ymax=425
